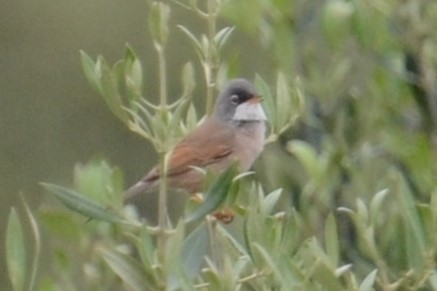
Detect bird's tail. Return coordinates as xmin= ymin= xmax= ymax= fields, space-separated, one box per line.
xmin=123 ymin=180 xmax=152 ymax=200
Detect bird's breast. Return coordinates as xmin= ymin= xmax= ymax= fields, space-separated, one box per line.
xmin=234 ymin=121 xmax=266 ymax=170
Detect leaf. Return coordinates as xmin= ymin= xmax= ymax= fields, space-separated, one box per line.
xmin=216 ymin=224 xmax=249 ymax=258
xmin=22 ymin=197 xmax=41 ymax=291
xmin=73 ymin=159 xmax=123 ymax=207
xmin=168 ymin=223 xmax=208 ymax=290
xmin=181 ymin=223 xmax=208 ymax=277
xmin=369 ymin=188 xmax=388 ymax=225
xmin=6 ymin=208 xmax=26 ymax=291
xmin=358 ymin=269 xmax=378 ymax=291
xmin=335 ymin=264 xmax=352 ymax=277
xmin=100 ymin=61 xmax=129 ymax=123
xmin=41 ymin=183 xmax=126 ymax=224
xmin=252 ymin=243 xmax=284 ymax=285
xmin=185 ymin=163 xmax=238 ymax=223
xmin=178 ymin=25 xmax=203 ymax=57
xmin=214 ymin=26 xmax=235 ymax=48
xmin=123 ymin=45 xmax=143 ymax=101
xmin=149 ymin=2 xmax=171 ymax=46
xmin=101 ymin=248 xmax=154 ymax=291
xmin=310 ymin=261 xmax=344 ymax=291
xmin=275 ymin=72 xmax=290 ymax=132
xmin=185 ymin=163 xmax=237 ymax=223
xmin=126 ymin=58 xmax=143 ymax=97
xmin=185 ymin=103 xmax=198 ymax=133
xmin=181 ymin=62 xmax=195 ymax=98
xmin=136 ymin=226 xmax=156 ymax=273
xmin=324 ymin=213 xmax=339 ymax=267
xmin=428 ymin=270 xmax=437 ymax=290
xmin=254 ymin=74 xmax=275 ymax=126
xmin=287 ymin=140 xmax=321 ymax=179
xmin=80 ymin=50 xmax=102 ymax=94
xmin=392 ymin=172 xmax=426 ymax=269
xmin=260 ymin=188 xmax=283 ymax=216
xmin=168 ymin=98 xmax=190 ymax=140
xmin=39 ymin=209 xmax=81 ymax=241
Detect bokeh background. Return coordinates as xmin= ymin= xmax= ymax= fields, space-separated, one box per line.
xmin=2 ymin=0 xmax=437 ymax=289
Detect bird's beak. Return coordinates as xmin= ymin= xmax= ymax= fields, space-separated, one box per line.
xmin=247 ymin=95 xmax=263 ymax=104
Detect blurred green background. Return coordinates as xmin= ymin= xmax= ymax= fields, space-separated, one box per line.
xmin=2 ymin=0 xmax=437 ymax=289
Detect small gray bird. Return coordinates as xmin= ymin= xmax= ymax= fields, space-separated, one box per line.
xmin=124 ymin=78 xmax=267 ymax=199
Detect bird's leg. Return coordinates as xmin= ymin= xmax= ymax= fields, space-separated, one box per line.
xmin=212 ymin=208 xmax=234 ymax=224
xmin=190 ymin=192 xmax=234 ymax=223
xmin=190 ymin=192 xmax=204 ymax=203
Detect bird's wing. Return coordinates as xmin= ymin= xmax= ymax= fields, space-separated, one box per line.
xmin=144 ymin=117 xmax=234 ymax=182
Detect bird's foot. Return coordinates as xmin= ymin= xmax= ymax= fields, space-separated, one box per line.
xmin=213 ymin=208 xmax=234 ymax=224
xmin=190 ymin=193 xmax=204 ymax=204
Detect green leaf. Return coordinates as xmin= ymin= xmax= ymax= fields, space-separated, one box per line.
xmin=391 ymin=171 xmax=426 ymax=269
xmin=80 ymin=50 xmax=102 ymax=94
xmin=73 ymin=159 xmax=123 ymax=207
xmin=214 ymin=26 xmax=235 ymax=48
xmin=181 ymin=223 xmax=208 ymax=278
xmin=6 ymin=208 xmax=26 ymax=291
xmin=216 ymin=224 xmax=249 ymax=258
xmin=335 ymin=264 xmax=352 ymax=277
xmin=123 ymin=45 xmax=143 ymax=101
xmin=168 ymin=99 xmax=190 ymax=140
xmin=254 ymin=74 xmax=275 ymax=126
xmin=185 ymin=103 xmax=198 ymax=133
xmin=252 ymin=243 xmax=284 ymax=285
xmin=168 ymin=223 xmax=208 ymax=290
xmin=181 ymin=62 xmax=195 ymax=98
xmin=101 ymin=248 xmax=154 ymax=291
xmin=429 ymin=270 xmax=437 ymax=290
xmin=287 ymin=140 xmax=321 ymax=179
xmin=260 ymin=188 xmax=283 ymax=216
xmin=324 ymin=213 xmax=339 ymax=267
xmin=100 ymin=60 xmax=129 ymax=123
xmin=178 ymin=25 xmax=203 ymax=57
xmin=39 ymin=209 xmax=81 ymax=241
xmin=22 ymin=198 xmax=40 ymax=291
xmin=149 ymin=2 xmax=171 ymax=46
xmin=126 ymin=58 xmax=143 ymax=97
xmin=136 ymin=226 xmax=156 ymax=273
xmin=358 ymin=269 xmax=378 ymax=291
xmin=369 ymin=188 xmax=388 ymax=225
xmin=41 ymin=183 xmax=126 ymax=224
xmin=185 ymin=163 xmax=238 ymax=223
xmin=310 ymin=261 xmax=344 ymax=291
xmin=275 ymin=72 xmax=290 ymax=132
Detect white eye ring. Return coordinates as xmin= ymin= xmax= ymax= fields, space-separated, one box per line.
xmin=230 ymin=95 xmax=239 ymax=104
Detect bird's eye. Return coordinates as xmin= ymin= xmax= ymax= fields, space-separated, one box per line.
xmin=230 ymin=95 xmax=239 ymax=104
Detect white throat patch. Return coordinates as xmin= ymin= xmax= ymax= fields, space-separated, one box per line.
xmin=233 ymin=102 xmax=267 ymax=121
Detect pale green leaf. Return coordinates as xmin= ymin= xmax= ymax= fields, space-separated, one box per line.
xmin=358 ymin=269 xmax=377 ymax=291
xmin=100 ymin=61 xmax=129 ymax=123
xmin=6 ymin=208 xmax=26 ymax=291
xmin=369 ymin=189 xmax=388 ymax=224
xmin=275 ymin=72 xmax=290 ymax=131
xmin=287 ymin=140 xmax=321 ymax=179
xmin=41 ymin=183 xmax=126 ymax=224
xmin=149 ymin=2 xmax=171 ymax=45
xmin=22 ymin=198 xmax=40 ymax=291
xmin=185 ymin=163 xmax=238 ymax=223
xmin=101 ymin=249 xmax=154 ymax=291
xmin=260 ymin=188 xmax=283 ymax=216
xmin=80 ymin=50 xmax=102 ymax=94
xmin=324 ymin=213 xmax=339 ymax=267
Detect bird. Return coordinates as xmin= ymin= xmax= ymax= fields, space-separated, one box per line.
xmin=124 ymin=78 xmax=267 ymax=200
